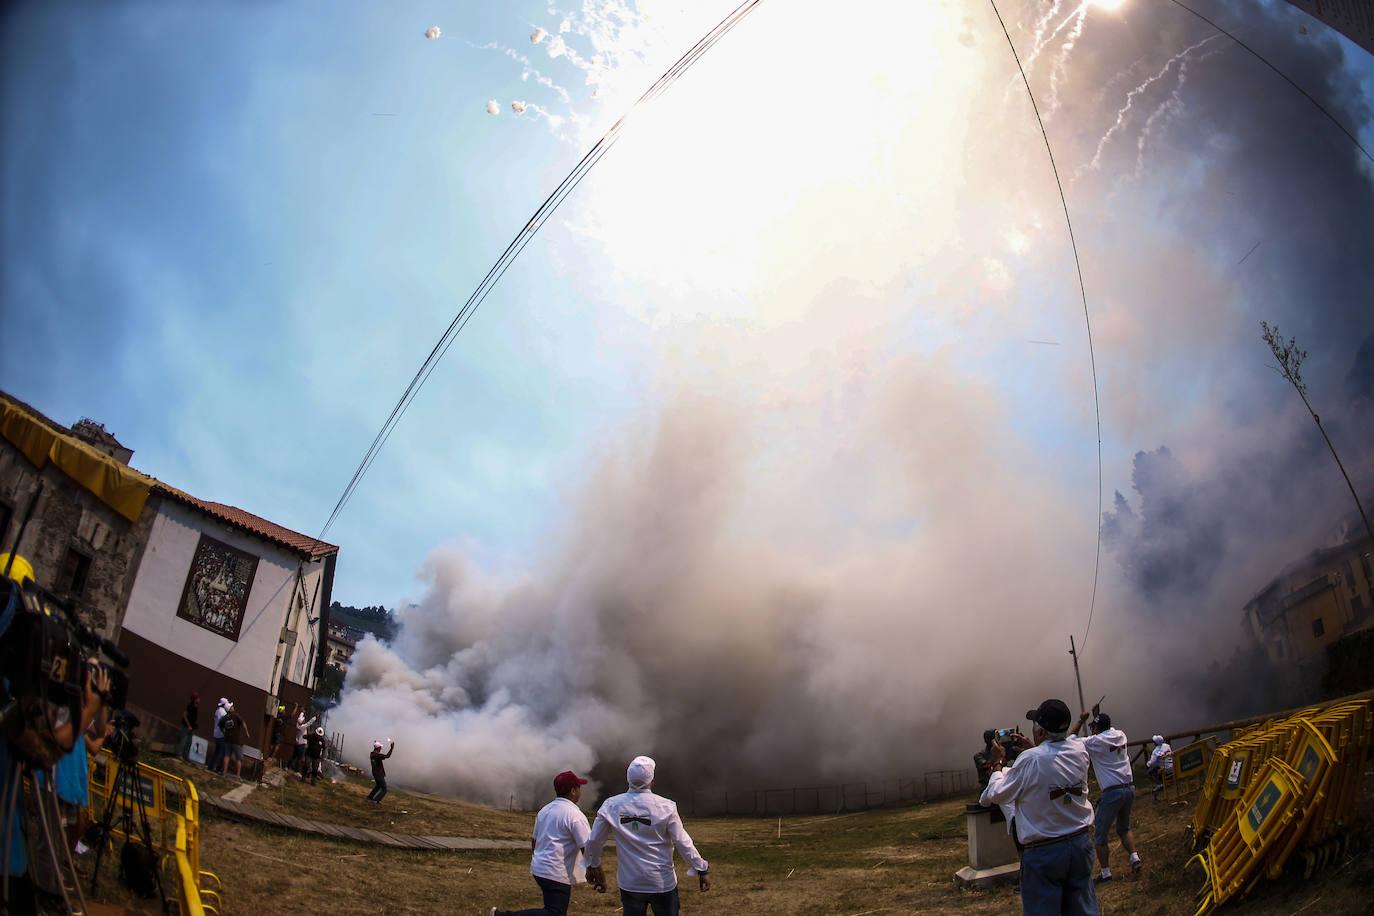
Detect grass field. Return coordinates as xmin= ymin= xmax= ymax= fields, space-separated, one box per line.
xmin=82 ymin=755 xmax=1374 ymax=914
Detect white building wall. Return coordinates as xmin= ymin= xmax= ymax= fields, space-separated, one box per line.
xmin=122 ymin=500 xmax=304 ymax=692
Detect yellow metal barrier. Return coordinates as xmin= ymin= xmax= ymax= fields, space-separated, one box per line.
xmin=85 ymin=752 xmax=221 ymax=913
xmin=1162 ymin=736 xmax=1215 ymax=801
xmin=1188 ymin=700 xmax=1371 ymax=913
xmin=87 ymin=750 xmax=188 ymax=852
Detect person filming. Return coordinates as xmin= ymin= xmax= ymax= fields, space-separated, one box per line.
xmin=979 ymin=698 xmax=1098 ymax=916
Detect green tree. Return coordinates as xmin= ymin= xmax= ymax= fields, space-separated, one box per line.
xmin=1261 ymin=321 xmax=1373 ymax=546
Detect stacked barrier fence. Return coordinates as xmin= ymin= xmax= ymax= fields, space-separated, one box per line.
xmin=1185 ymin=699 xmax=1372 ymax=914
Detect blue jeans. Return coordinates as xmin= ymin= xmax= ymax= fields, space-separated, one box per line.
xmin=502 ymin=875 xmax=571 ymax=916
xmin=1019 ymin=832 xmax=1098 ymax=915
xmin=206 ymin=738 xmax=227 ymax=774
xmin=620 ymin=887 xmax=680 ymax=916
xmin=1093 ymin=785 xmax=1134 ymax=846
xmin=367 ymin=779 xmax=388 ymax=802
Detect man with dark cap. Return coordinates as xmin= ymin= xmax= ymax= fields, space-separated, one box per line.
xmin=1073 ymin=705 xmax=1142 ymax=881
xmin=489 ymin=770 xmax=592 ymax=916
xmin=584 ymin=756 xmax=711 ymax=915
xmin=980 ymin=699 xmax=1098 ymax=916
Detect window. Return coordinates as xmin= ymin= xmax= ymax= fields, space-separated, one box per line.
xmin=1311 ymin=618 xmax=1325 ymax=638
xmin=57 ymin=548 xmax=92 ymax=598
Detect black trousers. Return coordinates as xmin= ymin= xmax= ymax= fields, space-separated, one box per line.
xmin=503 ymin=875 xmax=571 ymax=916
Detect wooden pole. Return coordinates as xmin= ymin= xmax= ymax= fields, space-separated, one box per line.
xmin=1069 ymin=635 xmax=1087 ymax=714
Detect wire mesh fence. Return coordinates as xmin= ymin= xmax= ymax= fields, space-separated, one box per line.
xmin=684 ymin=768 xmax=977 ymax=817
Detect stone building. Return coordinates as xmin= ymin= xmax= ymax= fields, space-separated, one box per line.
xmin=0 ymin=391 xmax=338 ymax=757
xmin=1243 ymin=530 xmax=1374 ymax=689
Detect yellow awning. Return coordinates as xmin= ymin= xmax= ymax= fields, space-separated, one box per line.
xmin=0 ymin=396 xmax=151 ymax=523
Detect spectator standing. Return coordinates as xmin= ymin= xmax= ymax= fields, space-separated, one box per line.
xmin=488 ymin=770 xmax=591 ymax=916
xmin=206 ymin=698 xmax=230 ymax=774
xmin=290 ymin=708 xmax=316 ymax=776
xmin=584 ymin=756 xmax=710 ymax=915
xmin=177 ymin=693 xmax=199 ymax=761
xmin=304 ymin=726 xmax=327 ymax=785
xmin=980 ymin=698 xmax=1098 ymax=916
xmin=366 ymin=738 xmax=395 ymax=802
xmin=218 ymin=702 xmax=250 ymax=780
xmin=1147 ymin=735 xmax=1174 ymax=791
xmin=267 ymin=704 xmax=287 ymax=765
xmin=1073 ymin=706 xmax=1142 ymax=880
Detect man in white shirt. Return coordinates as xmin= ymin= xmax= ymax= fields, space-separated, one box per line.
xmin=1073 ymin=706 xmax=1142 ymax=881
xmin=1146 ymin=735 xmax=1173 ymax=789
xmin=490 ymin=770 xmax=592 ymax=916
xmin=980 ymin=698 xmax=1098 ymax=916
xmin=584 ymin=756 xmax=710 ymax=915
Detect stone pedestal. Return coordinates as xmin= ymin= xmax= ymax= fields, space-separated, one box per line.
xmin=954 ymin=803 xmax=1020 ymax=887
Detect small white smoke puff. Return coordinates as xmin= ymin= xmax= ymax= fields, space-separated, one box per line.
xmin=424 ymin=26 xmax=441 ymax=40
xmin=531 ymin=27 xmax=547 ymax=43
xmin=486 ymin=100 xmax=500 ymax=115
xmin=511 ymin=100 xmax=527 ymax=113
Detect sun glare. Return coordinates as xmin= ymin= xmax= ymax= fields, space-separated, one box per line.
xmin=1090 ymin=0 xmax=1127 ymax=11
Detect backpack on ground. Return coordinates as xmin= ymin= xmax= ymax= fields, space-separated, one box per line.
xmin=118 ymin=839 xmax=158 ymax=898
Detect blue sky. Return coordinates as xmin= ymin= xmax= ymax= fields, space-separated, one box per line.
xmin=5 ymin=1 xmax=1374 ymax=791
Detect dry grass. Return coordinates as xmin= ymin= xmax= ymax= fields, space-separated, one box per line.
xmin=78 ymin=760 xmax=1374 ymax=915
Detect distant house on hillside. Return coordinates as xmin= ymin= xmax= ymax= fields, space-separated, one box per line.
xmin=325 ymin=621 xmax=364 ymax=669
xmin=0 ymin=391 xmax=338 ymax=757
xmin=1244 ymin=531 xmax=1374 ymax=690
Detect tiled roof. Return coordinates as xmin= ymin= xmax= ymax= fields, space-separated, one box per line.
xmin=156 ymin=488 xmax=338 ymax=560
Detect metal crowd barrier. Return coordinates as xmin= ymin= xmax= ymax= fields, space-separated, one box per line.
xmin=87 ymin=751 xmax=221 ymax=913
xmin=1186 ymin=700 xmax=1372 ymax=914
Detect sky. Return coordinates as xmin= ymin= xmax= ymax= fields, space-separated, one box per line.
xmin=4 ymin=0 xmax=1374 ymax=802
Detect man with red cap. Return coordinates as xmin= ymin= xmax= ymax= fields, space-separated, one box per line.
xmin=489 ymin=770 xmax=592 ymax=916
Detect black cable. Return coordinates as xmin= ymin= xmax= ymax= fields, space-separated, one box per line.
xmin=316 ymin=0 xmax=768 ymax=544
xmin=1166 ymin=0 xmax=1374 ymax=168
xmin=989 ymin=0 xmax=1104 ymax=653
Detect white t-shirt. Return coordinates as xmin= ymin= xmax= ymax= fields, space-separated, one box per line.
xmin=530 ymin=797 xmax=591 ymax=884
xmin=1148 ymin=742 xmax=1174 ymax=773
xmin=585 ymin=789 xmax=709 ymax=894
xmin=979 ymin=736 xmax=1094 ymax=844
xmin=1081 ymin=727 xmax=1133 ymax=790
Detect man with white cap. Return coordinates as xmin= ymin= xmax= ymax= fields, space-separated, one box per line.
xmin=1146 ymin=735 xmax=1173 ymax=791
xmin=584 ymin=756 xmax=710 ymax=915
xmin=366 ymin=737 xmax=395 ymax=802
xmin=980 ymin=698 xmax=1097 ymax=915
xmin=489 ymin=770 xmax=592 ymax=916
xmin=206 ymin=698 xmax=230 ymax=774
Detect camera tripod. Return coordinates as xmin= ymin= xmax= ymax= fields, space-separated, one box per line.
xmin=88 ymin=739 xmax=167 ymax=912
xmin=1 ymin=757 xmax=88 ymax=916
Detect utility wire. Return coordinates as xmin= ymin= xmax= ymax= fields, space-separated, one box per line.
xmin=1166 ymin=0 xmax=1374 ymax=168
xmin=988 ymin=0 xmax=1105 ymax=654
xmin=315 ymin=0 xmax=768 ymax=544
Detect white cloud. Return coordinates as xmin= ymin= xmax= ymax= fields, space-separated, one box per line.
xmin=511 ymin=100 xmax=527 ymax=113
xmin=531 ymin=27 xmax=547 ymax=43
xmin=486 ymin=100 xmax=500 ymax=115
xmin=424 ymin=25 xmax=440 ymax=40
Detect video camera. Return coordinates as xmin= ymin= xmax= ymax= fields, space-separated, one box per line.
xmin=0 ymin=574 xmax=130 ymax=768
xmin=992 ymin=727 xmax=1025 ymax=761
